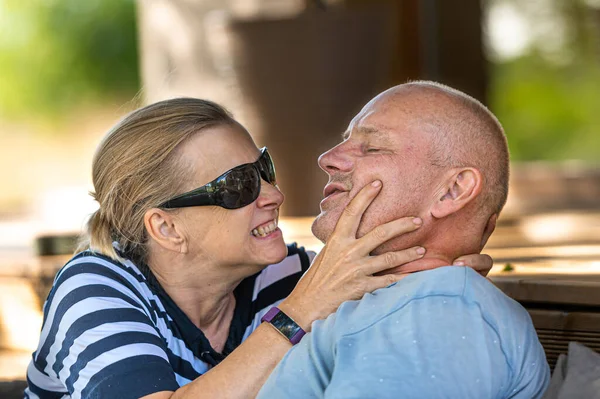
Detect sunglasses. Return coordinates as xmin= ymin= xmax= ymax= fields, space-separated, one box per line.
xmin=159 ymin=147 xmax=277 ymax=210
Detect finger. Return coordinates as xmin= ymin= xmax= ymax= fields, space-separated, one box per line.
xmin=355 ymin=216 xmax=423 ymax=254
xmin=453 ymin=253 xmax=493 ymax=276
xmin=367 ymin=273 xmax=409 ymax=292
xmin=332 ymin=180 xmax=383 ymax=238
xmin=362 ymin=246 xmax=425 ymax=275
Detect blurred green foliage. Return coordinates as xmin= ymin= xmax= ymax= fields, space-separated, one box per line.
xmin=488 ymin=0 xmax=600 ymax=162
xmin=503 ymin=262 xmax=515 ymax=272
xmin=0 ymin=0 xmax=139 ymax=121
xmin=491 ymin=57 xmax=600 ymax=162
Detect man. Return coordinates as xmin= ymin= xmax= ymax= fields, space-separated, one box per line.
xmin=258 ymin=81 xmax=550 ymax=398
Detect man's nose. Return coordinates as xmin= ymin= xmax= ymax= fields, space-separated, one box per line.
xmin=318 ymin=143 xmax=354 ymax=175
xmin=255 ymin=180 xmax=284 ymax=209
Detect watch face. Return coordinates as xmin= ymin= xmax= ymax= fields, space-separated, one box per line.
xmin=271 ymin=311 xmax=301 ymax=340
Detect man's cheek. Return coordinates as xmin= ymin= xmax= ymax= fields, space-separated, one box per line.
xmin=356 ymin=204 xmax=386 ymax=238
xmin=358 ymin=193 xmax=405 ymax=235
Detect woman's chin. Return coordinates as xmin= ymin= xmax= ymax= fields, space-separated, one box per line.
xmin=250 ymin=228 xmax=288 ymax=265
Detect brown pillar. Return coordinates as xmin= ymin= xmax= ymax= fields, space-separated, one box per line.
xmin=349 ymin=0 xmax=487 ymax=103
xmin=432 ymin=0 xmax=487 ymax=103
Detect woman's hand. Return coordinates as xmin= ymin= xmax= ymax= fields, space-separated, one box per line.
xmin=453 ymin=254 xmax=494 ymax=277
xmin=280 ymin=180 xmax=425 ymax=331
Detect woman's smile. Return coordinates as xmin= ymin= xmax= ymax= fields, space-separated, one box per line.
xmin=251 ymin=217 xmax=279 ymax=238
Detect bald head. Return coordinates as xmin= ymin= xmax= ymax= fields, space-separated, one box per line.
xmin=314 ymin=81 xmax=509 ymax=261
xmin=376 ymin=81 xmax=509 ymax=215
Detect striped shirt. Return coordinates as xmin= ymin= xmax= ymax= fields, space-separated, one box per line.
xmin=25 ymin=243 xmax=314 ymax=399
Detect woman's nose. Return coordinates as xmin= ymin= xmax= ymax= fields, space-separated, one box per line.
xmin=318 ymin=143 xmax=354 ymax=175
xmin=255 ymin=180 xmax=284 ymax=209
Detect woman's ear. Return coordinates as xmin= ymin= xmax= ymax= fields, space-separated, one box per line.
xmin=431 ymin=167 xmax=483 ymax=219
xmin=144 ymin=208 xmax=188 ymax=254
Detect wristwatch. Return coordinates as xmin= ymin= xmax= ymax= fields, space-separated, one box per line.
xmin=261 ymin=307 xmax=306 ymax=345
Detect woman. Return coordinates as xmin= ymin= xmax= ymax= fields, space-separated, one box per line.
xmin=25 ymin=98 xmax=491 ymax=399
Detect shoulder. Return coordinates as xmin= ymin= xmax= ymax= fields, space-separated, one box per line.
xmin=328 ymin=266 xmax=469 ymax=333
xmin=325 ymin=267 xmax=548 ymax=395
xmin=53 ymin=250 xmax=147 ymax=287
xmin=331 ymin=266 xmax=535 ymax=339
xmin=31 ymin=253 xmax=171 ymax=393
xmin=46 ymin=251 xmax=149 ymax=298
xmin=41 ymin=251 xmax=155 ymax=325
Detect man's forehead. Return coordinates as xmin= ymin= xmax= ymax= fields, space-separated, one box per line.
xmin=342 ymin=123 xmax=395 ymax=141
xmin=343 ymin=100 xmax=418 ymax=141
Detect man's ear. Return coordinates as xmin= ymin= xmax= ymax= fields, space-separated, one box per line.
xmin=430 ymin=167 xmax=483 ymax=219
xmin=144 ymin=208 xmax=188 ymax=254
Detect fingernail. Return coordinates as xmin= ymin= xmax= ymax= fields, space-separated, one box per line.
xmin=372 ymin=180 xmax=382 ymax=188
xmin=416 ymin=247 xmax=426 ymax=255
xmin=454 ymin=261 xmax=465 ymax=266
xmin=412 ymin=217 xmax=422 ymax=225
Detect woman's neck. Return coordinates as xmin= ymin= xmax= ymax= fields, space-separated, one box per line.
xmin=163 ymin=278 xmax=239 ymax=330
xmin=148 ymin=252 xmax=247 ymax=338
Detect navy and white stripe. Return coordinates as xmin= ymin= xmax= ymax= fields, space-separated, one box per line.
xmin=25 ymin=243 xmax=314 ymax=399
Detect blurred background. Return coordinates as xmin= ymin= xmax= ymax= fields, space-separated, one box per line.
xmin=1 ymin=0 xmax=599 ymax=392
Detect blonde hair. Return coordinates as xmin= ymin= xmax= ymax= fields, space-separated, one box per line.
xmin=77 ymin=98 xmax=236 ymax=264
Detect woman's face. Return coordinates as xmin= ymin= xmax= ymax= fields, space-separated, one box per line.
xmin=173 ymin=123 xmax=287 ymax=271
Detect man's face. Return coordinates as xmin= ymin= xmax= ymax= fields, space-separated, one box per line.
xmin=311 ymin=94 xmax=441 ymax=253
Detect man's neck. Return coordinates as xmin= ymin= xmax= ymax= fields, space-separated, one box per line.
xmin=379 ymin=216 xmax=483 ymax=276
xmin=380 ymin=252 xmax=453 ymax=276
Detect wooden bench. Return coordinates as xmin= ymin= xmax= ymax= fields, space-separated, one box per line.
xmin=492 ymin=273 xmax=600 ymax=370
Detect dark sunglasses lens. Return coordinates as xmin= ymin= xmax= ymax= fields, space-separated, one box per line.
xmin=219 ymin=166 xmax=261 ymax=209
xmin=259 ymin=150 xmax=277 ymax=184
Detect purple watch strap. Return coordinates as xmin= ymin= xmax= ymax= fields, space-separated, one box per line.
xmin=261 ymin=307 xmax=306 ymax=345
xmin=261 ymin=306 xmax=280 ymax=323
xmin=289 ymin=329 xmax=306 ymax=345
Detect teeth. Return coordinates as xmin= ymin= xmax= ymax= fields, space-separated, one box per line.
xmin=251 ymin=219 xmax=278 ymax=237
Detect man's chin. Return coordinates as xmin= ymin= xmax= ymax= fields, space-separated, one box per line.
xmin=311 ymin=212 xmax=333 ymax=244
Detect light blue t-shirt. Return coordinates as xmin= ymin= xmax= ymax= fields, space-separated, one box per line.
xmin=259 ymin=266 xmax=550 ymax=399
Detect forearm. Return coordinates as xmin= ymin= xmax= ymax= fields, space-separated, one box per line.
xmin=165 ymin=323 xmax=291 ymax=399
